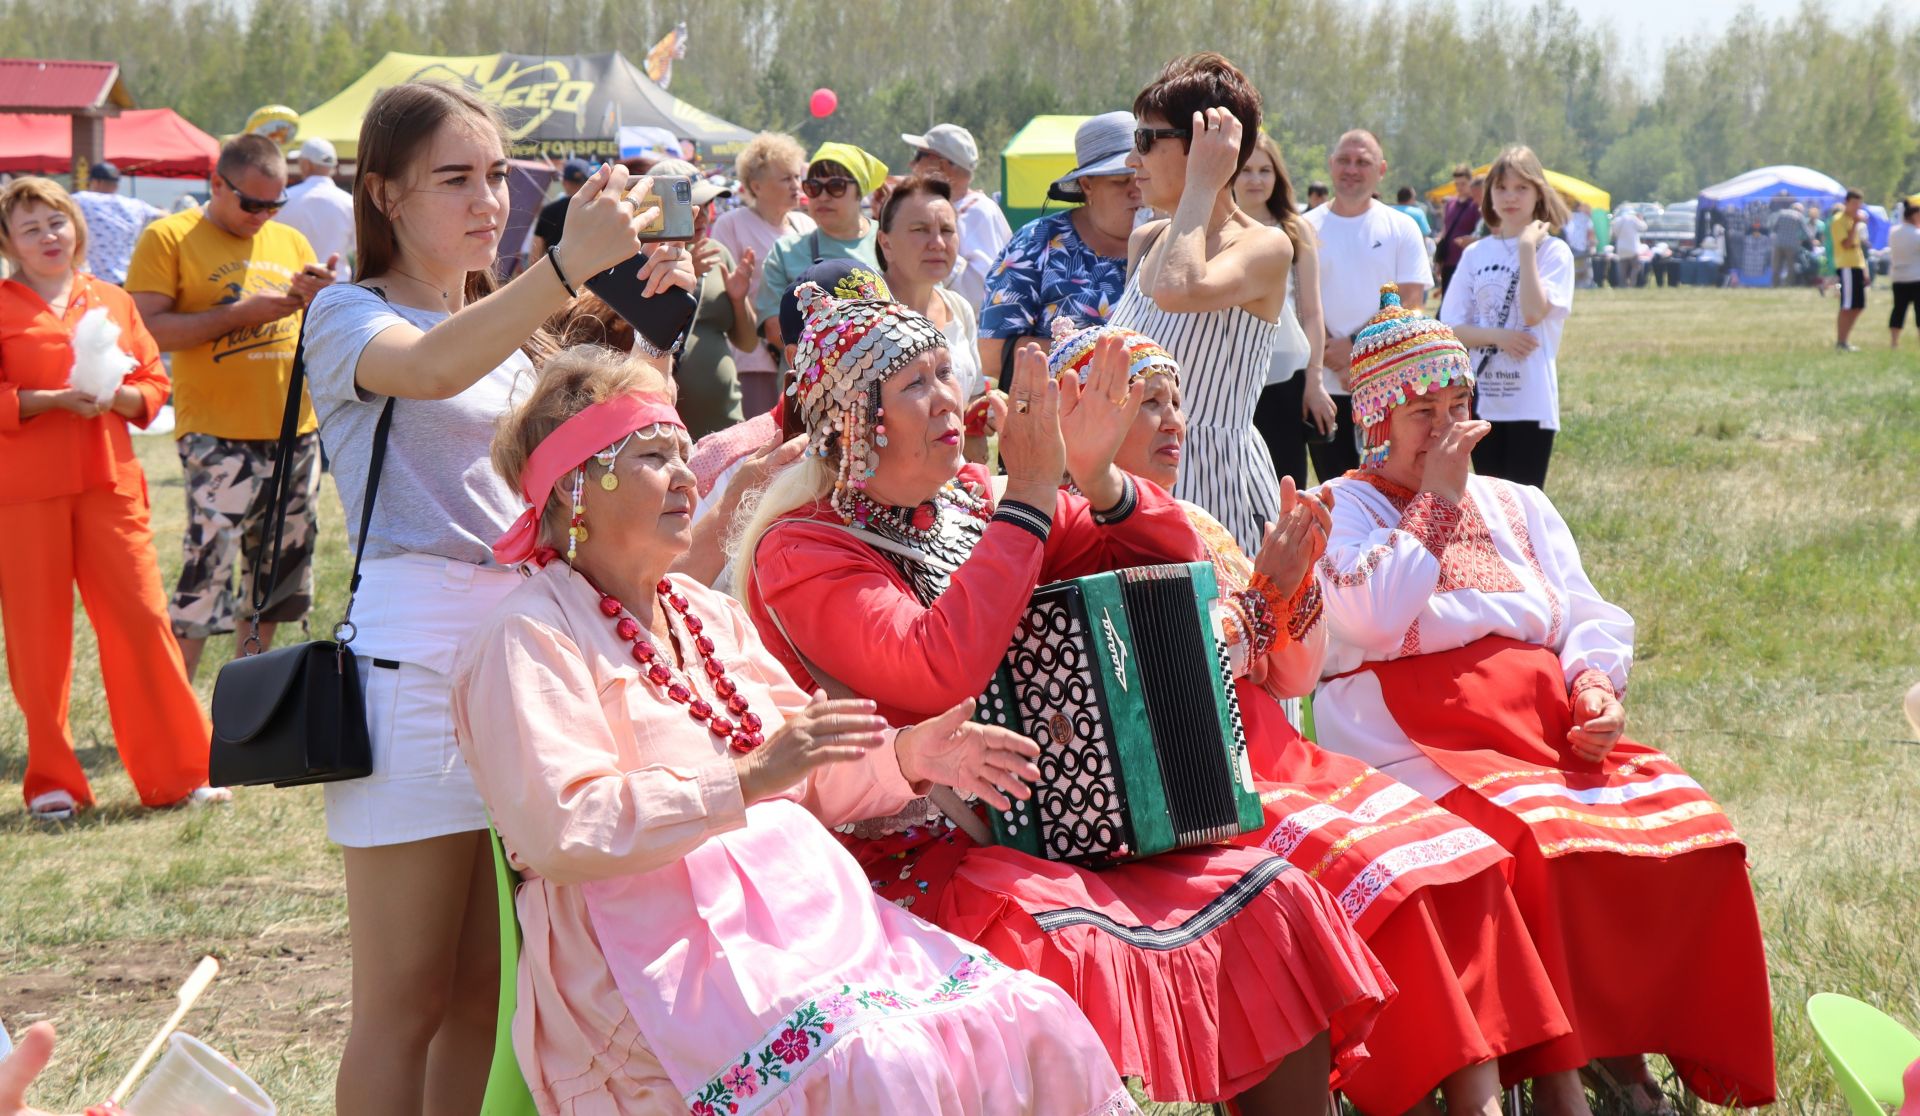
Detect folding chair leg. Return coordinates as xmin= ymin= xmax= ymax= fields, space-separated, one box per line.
xmin=1507 ymin=1083 xmax=1525 ymax=1114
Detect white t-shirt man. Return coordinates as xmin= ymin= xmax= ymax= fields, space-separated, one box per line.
xmin=949 ymin=189 xmax=1013 ymax=311
xmin=1887 ymin=221 xmax=1920 ymax=283
xmin=1439 ymin=235 xmax=1576 ymax=428
xmin=277 ymin=175 xmax=356 ymax=280
xmin=1612 ymin=211 xmax=1646 ymax=257
xmin=1304 ymin=199 xmax=1432 ymax=396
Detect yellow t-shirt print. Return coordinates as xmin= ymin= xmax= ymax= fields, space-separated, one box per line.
xmin=127 ymin=208 xmax=319 ymax=440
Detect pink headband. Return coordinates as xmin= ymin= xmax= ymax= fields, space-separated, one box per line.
xmin=491 ymin=393 xmax=685 ymax=565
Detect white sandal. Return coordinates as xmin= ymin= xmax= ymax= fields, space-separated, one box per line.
xmin=27 ymin=790 xmax=78 ymax=823
xmin=185 ymin=785 xmax=233 ymax=808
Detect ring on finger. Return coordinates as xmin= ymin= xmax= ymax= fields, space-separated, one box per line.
xmin=1014 ymin=398 xmax=1031 ymax=414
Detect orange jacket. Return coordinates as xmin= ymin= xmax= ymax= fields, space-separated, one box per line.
xmin=0 ymin=273 xmax=169 ymax=506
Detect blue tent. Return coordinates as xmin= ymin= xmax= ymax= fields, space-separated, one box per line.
xmin=1696 ymin=165 xmax=1889 ymax=286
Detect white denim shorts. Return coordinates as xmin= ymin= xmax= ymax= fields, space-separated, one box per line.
xmin=323 ymin=553 xmax=523 ymax=848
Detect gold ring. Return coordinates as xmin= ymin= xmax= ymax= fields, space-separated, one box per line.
xmin=1109 ymin=393 xmax=1128 ymax=407
xmin=1014 ymin=400 xmax=1031 ymax=414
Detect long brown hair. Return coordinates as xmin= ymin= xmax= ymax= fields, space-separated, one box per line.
xmin=1483 ymin=145 xmax=1569 ymax=234
xmin=354 ymin=82 xmax=507 ymax=303
xmin=1245 ymin=131 xmax=1311 ymax=256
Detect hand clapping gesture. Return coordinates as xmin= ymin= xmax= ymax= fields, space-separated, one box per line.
xmin=736 ymin=690 xmax=890 ymax=804
xmin=1056 ymin=335 xmax=1144 ymax=504
xmin=1251 ymin=475 xmax=1334 ymax=601
xmin=1182 ymin=107 xmax=1244 ymax=196
xmin=895 ymin=698 xmax=1042 ymax=812
xmin=723 ymin=247 xmax=758 ymax=303
xmin=996 ymin=342 xmax=1066 ymax=500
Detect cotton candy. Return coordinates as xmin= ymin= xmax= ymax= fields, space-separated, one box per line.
xmin=69 ymin=305 xmax=136 ymax=407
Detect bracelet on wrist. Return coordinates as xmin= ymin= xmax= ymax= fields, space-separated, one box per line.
xmin=547 ymin=244 xmax=579 ymax=298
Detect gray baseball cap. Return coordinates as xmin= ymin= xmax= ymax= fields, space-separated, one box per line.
xmin=1049 ymin=112 xmax=1136 ymax=202
xmin=901 ymin=123 xmax=979 ymax=172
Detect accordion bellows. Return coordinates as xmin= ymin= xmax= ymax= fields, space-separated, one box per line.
xmin=974 ymin=562 xmax=1262 ymax=867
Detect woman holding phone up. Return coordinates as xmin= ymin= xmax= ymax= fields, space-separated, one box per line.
xmin=300 ymin=81 xmax=693 ymax=1116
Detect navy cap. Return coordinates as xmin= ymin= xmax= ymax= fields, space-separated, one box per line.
xmin=89 ymin=161 xmax=121 ymax=182
xmin=778 ymin=258 xmax=893 ymax=349
xmin=561 ymin=159 xmax=592 ymax=184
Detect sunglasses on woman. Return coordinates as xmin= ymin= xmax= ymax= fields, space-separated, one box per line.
xmin=802 ymin=176 xmax=857 ymax=199
xmin=218 ymin=172 xmax=288 ymax=214
xmin=1133 ymin=127 xmax=1192 ymax=154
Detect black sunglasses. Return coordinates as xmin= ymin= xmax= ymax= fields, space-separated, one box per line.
xmin=219 ymin=172 xmax=288 ymax=214
xmin=1133 ymin=127 xmax=1192 ymax=154
xmin=802 ymin=176 xmax=857 ymax=199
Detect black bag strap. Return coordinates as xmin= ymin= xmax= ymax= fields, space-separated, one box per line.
xmin=248 ymin=290 xmax=395 ymax=652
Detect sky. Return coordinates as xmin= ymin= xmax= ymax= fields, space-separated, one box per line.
xmin=1449 ymin=0 xmax=1859 ymax=54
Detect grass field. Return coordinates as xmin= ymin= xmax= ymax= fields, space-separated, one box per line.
xmin=2 ymin=286 xmax=1917 ymax=1114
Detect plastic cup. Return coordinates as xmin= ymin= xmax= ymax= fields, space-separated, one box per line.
xmin=123 ymin=1032 xmax=275 ymax=1116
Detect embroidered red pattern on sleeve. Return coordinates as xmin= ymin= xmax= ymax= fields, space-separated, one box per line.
xmin=1569 ymin=667 xmax=1618 ymax=702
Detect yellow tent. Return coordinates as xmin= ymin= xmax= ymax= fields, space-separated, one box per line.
xmin=1426 ymin=164 xmax=1609 ymax=212
xmin=1000 ymin=115 xmax=1090 ymax=230
xmin=296 ymin=51 xmax=752 ymax=162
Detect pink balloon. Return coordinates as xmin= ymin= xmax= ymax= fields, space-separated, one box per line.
xmin=809 ymin=88 xmax=838 ymax=118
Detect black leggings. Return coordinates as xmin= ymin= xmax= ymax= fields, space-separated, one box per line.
xmin=1253 ymin=373 xmax=1308 ymax=489
xmin=1891 ymin=281 xmax=1920 ymax=330
xmin=1471 ymin=420 xmax=1556 ymax=489
xmin=1307 ymin=394 xmax=1361 ymax=484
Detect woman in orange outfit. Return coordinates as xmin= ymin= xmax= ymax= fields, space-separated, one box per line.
xmin=0 ymin=176 xmax=224 ymax=821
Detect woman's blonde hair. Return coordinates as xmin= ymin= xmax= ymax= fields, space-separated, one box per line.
xmin=1483 ymin=145 xmax=1569 ymax=234
xmin=735 ymin=132 xmax=807 ymax=196
xmin=0 ymin=176 xmax=87 ymax=267
xmin=725 ymin=454 xmax=833 ymax=604
xmin=491 ymin=345 xmax=676 ymax=552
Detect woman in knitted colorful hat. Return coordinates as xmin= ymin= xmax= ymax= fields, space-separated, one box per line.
xmin=1081 ymin=316 xmax=1574 ymax=1116
xmin=736 ymin=286 xmax=1393 ymax=1112
xmin=451 ymin=344 xmax=1132 ymax=1115
xmin=1312 ymin=287 xmax=1777 ymax=1115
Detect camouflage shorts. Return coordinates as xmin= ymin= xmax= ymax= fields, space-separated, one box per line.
xmin=170 ymin=432 xmax=320 ymax=640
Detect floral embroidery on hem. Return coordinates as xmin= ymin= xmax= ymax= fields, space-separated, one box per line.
xmin=686 ymin=954 xmax=1008 ymax=1115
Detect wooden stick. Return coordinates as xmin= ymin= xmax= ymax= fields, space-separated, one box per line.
xmin=108 ymin=956 xmax=220 ymax=1104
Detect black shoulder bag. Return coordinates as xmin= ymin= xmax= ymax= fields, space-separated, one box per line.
xmin=208 ymin=307 xmax=393 ymax=788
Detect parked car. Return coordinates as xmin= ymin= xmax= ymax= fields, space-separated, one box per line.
xmin=1643 ymin=207 xmax=1696 ymax=250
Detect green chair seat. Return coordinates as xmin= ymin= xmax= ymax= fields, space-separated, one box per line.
xmin=481 ymin=825 xmax=540 ymax=1116
xmin=1807 ymin=992 xmax=1920 ymax=1116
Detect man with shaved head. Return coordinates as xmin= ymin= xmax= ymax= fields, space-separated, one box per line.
xmin=1303 ymin=129 xmax=1432 ymax=479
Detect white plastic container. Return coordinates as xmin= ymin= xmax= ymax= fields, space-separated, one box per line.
xmin=123 ymin=1032 xmax=274 ymax=1116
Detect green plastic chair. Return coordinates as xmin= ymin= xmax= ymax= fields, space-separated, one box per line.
xmin=1807 ymin=992 xmax=1920 ymax=1116
xmin=480 ymin=826 xmax=540 ymax=1116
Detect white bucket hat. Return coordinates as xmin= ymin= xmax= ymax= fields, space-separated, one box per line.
xmin=1049 ymin=112 xmax=1137 ymax=202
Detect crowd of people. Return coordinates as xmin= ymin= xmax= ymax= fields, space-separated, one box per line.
xmin=0 ymin=49 xmax=1791 ymax=1116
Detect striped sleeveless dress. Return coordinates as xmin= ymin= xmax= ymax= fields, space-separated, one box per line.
xmin=1109 ymin=272 xmax=1284 ymax=553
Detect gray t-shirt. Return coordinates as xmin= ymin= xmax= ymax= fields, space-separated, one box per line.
xmin=304 ymin=282 xmax=535 ymax=565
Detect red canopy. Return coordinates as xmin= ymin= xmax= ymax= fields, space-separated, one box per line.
xmin=0 ymin=108 xmax=218 ymax=178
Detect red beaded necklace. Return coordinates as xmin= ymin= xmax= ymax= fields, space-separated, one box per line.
xmin=596 ymin=578 xmax=765 ymax=754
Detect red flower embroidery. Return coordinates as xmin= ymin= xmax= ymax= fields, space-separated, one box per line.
xmin=771 ymin=1027 xmax=811 ymax=1064
xmin=691 ymin=1103 xmax=717 ymax=1116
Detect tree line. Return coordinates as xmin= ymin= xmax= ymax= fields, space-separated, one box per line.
xmin=6 ymin=0 xmax=1919 ymax=206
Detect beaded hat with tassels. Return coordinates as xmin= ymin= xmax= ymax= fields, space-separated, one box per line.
xmin=787 ymin=282 xmax=948 ymax=523
xmin=1349 ymin=284 xmax=1475 ymax=467
xmin=1045 ymin=316 xmax=1181 ymax=385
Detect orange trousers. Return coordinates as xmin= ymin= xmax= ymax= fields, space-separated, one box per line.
xmin=0 ymin=477 xmax=209 ymax=808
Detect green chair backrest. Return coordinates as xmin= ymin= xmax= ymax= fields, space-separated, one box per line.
xmin=480 ymin=826 xmax=540 ymax=1116
xmin=1807 ymin=992 xmax=1920 ymax=1116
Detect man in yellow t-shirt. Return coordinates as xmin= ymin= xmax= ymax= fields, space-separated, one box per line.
xmin=128 ymin=133 xmax=337 ymax=676
xmin=1831 ymin=189 xmax=1868 ymax=351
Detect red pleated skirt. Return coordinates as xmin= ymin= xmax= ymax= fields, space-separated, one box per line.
xmin=846 ymin=825 xmax=1392 ymax=1104
xmin=1364 ymin=637 xmax=1777 ymax=1106
xmin=1234 ymin=682 xmax=1571 ymax=1113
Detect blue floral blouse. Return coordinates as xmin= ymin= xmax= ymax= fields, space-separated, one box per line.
xmin=979 ymin=211 xmax=1127 ymax=340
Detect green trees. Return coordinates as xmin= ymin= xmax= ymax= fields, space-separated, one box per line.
xmin=2 ymin=0 xmax=1914 ymax=206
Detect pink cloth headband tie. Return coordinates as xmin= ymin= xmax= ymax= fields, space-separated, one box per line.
xmin=491 ymin=393 xmax=685 ymax=565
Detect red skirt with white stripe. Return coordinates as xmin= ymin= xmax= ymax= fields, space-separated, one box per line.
xmin=1235 ymin=682 xmax=1570 ymax=1112
xmin=1360 ymin=636 xmax=1776 ymax=1105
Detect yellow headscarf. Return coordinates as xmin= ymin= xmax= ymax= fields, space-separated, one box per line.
xmin=809 ymin=142 xmax=889 ymax=196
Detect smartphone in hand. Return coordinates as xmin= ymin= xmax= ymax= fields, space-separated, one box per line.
xmin=584 ymin=248 xmax=699 ymax=354
xmin=636 ymin=176 xmax=696 ymax=243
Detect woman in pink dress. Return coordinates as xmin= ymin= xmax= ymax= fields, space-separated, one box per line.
xmin=1073 ymin=318 xmax=1570 ymax=1115
xmin=736 ymin=286 xmax=1392 ymax=1112
xmin=451 ymin=345 xmax=1134 ymax=1116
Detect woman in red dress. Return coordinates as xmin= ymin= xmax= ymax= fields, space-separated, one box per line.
xmin=736 ymin=285 xmax=1391 ymax=1112
xmin=1312 ymin=288 xmax=1774 ymax=1115
xmin=1063 ymin=317 xmax=1570 ymax=1115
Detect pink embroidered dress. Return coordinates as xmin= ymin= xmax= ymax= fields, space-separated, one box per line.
xmin=451 ymin=563 xmax=1135 ymax=1116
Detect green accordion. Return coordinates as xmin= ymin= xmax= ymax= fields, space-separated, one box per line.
xmin=972 ymin=562 xmax=1262 ymax=868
